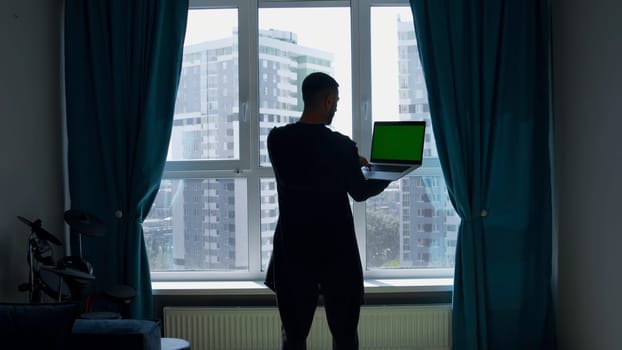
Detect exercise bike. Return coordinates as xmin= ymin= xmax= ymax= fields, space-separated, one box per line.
xmin=17 ymin=216 xmax=94 ymax=303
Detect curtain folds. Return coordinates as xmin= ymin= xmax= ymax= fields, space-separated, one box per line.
xmin=409 ymin=1 xmax=555 ymax=349
xmin=64 ymin=0 xmax=188 ymax=319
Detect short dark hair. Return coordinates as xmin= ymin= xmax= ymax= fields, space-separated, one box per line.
xmin=301 ymin=72 xmax=339 ymax=107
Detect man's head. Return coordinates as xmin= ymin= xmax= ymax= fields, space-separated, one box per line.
xmin=301 ymin=72 xmax=339 ymax=125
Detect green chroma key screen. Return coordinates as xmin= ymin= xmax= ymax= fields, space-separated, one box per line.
xmin=370 ymin=122 xmax=425 ymax=162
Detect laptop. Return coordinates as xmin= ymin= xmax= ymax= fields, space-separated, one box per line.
xmin=361 ymin=121 xmax=426 ymax=181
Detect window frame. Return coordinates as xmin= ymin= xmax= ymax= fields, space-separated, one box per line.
xmin=153 ymin=0 xmax=454 ymax=283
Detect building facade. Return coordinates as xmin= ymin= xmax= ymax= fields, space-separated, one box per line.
xmin=144 ymin=19 xmax=458 ymax=272
xmin=396 ymin=18 xmax=458 ymax=267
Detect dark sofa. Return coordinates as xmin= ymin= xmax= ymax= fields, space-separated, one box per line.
xmin=0 ymin=303 xmax=162 ymax=350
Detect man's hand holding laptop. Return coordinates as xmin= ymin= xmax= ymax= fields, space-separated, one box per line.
xmin=359 ymin=155 xmax=372 ymax=170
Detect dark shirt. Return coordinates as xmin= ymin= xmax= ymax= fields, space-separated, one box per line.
xmin=264 ymin=122 xmax=389 ymax=296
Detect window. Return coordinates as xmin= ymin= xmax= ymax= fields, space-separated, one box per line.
xmin=257 ymin=6 xmax=351 ymax=167
xmin=256 ymin=6 xmax=351 ymax=269
xmin=145 ymin=0 xmax=458 ymax=282
xmin=169 ymin=9 xmax=241 ymax=162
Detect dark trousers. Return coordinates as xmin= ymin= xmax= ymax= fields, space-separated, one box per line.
xmin=276 ymin=286 xmax=360 ymax=350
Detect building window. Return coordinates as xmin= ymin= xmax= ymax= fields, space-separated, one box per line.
xmin=145 ymin=1 xmax=457 ymax=282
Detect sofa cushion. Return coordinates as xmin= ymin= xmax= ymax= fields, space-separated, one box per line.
xmin=0 ymin=302 xmax=79 ymax=350
xmin=70 ymin=318 xmax=162 ymax=350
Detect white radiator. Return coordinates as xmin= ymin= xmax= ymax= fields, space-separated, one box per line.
xmin=163 ymin=305 xmax=451 ymax=350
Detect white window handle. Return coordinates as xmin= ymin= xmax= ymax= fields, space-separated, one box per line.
xmin=241 ymin=102 xmax=248 ymax=123
xmin=362 ymin=101 xmax=370 ymax=121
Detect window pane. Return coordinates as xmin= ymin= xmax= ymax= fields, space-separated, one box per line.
xmin=260 ymin=178 xmax=278 ymax=271
xmin=258 ymin=7 xmax=352 ymax=167
xmin=368 ymin=7 xmax=457 ymax=269
xmin=169 ymin=9 xmax=240 ymax=161
xmin=144 ymin=178 xmax=248 ymax=271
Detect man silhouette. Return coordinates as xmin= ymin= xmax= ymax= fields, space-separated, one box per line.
xmin=265 ymin=72 xmax=391 ymax=350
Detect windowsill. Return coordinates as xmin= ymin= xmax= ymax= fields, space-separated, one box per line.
xmin=151 ymin=278 xmax=453 ymax=296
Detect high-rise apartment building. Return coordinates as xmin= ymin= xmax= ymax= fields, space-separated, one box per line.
xmin=396 ymin=18 xmax=459 ymax=267
xmin=144 ymin=28 xmax=334 ymax=271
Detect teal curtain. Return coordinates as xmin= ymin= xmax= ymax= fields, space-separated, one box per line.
xmin=409 ymin=1 xmax=555 ymax=349
xmin=64 ymin=0 xmax=188 ymax=319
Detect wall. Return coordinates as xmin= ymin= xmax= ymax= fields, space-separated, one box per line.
xmin=552 ymin=0 xmax=622 ymax=349
xmin=0 ymin=0 xmax=65 ymax=302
